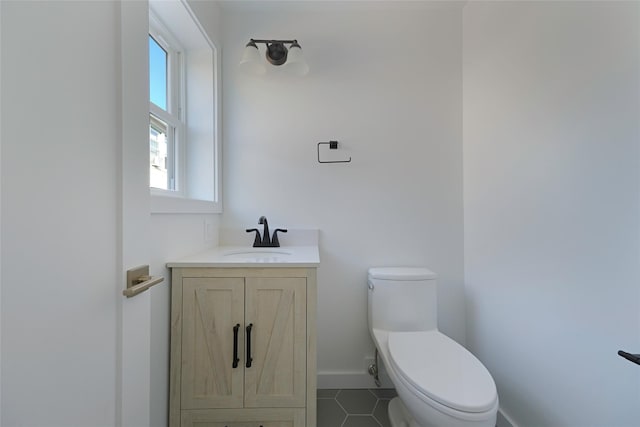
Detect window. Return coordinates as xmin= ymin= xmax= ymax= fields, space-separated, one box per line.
xmin=149 ymin=114 xmax=171 ymax=189
xmin=148 ymin=20 xmax=182 ymax=192
xmin=149 ymin=36 xmax=167 ymax=110
xmin=148 ymin=0 xmax=220 ymax=213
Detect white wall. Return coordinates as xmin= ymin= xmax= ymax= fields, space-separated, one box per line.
xmin=1 ymin=1 xmax=120 ymax=425
xmin=463 ymin=2 xmax=640 ymax=426
xmin=148 ymin=2 xmax=224 ymax=426
xmin=0 ymin=2 xmax=3 ymax=421
xmin=0 ymin=1 xmax=223 ymax=426
xmin=222 ymin=1 xmax=465 ymax=385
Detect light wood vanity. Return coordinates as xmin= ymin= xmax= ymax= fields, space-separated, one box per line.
xmin=168 ymin=246 xmax=318 ymax=427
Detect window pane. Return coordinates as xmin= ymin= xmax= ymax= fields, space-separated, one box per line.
xmin=149 ymin=36 xmax=167 ymax=110
xmin=150 ymin=114 xmax=170 ymax=190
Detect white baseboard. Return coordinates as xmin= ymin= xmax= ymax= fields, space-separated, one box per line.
xmin=497 ymin=408 xmax=518 ymax=427
xmin=317 ymin=371 xmax=393 ymax=389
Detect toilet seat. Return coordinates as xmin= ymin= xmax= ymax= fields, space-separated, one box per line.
xmin=388 ymin=330 xmax=498 ymax=414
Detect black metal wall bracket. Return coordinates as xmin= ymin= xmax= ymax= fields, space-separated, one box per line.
xmin=618 ymin=350 xmax=640 ymax=366
xmin=317 ymin=140 xmax=351 ymax=164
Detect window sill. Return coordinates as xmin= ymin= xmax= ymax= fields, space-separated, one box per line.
xmin=151 ymin=193 xmax=221 ymax=214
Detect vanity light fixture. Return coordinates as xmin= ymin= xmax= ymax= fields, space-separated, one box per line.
xmin=239 ymin=39 xmax=309 ymax=76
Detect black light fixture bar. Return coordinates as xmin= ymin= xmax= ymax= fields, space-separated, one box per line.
xmin=246 ymin=39 xmax=302 ymax=66
xmin=249 ymin=39 xmax=299 ymax=45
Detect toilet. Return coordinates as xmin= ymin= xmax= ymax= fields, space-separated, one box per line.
xmin=367 ymin=267 xmax=498 ymax=427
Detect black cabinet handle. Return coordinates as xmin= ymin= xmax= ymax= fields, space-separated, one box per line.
xmin=232 ymin=324 xmax=240 ymax=368
xmin=618 ymin=350 xmax=640 ymax=365
xmin=246 ymin=323 xmax=253 ymax=368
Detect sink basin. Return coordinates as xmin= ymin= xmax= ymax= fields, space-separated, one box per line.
xmin=222 ymin=249 xmax=292 ymax=262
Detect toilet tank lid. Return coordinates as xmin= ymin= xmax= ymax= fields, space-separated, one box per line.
xmin=368 ymin=267 xmax=437 ymax=281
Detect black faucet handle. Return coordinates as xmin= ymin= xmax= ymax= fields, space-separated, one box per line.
xmin=271 ymin=229 xmax=288 ymax=247
xmin=246 ymin=228 xmax=261 ymax=247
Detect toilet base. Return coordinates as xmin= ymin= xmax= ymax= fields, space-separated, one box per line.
xmin=389 ymin=397 xmax=418 ymax=427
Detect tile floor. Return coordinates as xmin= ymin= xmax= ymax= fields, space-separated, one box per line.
xmin=317 ymin=388 xmax=397 ymax=427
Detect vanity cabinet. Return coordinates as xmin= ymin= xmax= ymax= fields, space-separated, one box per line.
xmin=169 ymin=267 xmax=316 ymax=427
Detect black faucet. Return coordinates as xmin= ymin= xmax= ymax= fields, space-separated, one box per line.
xmin=246 ymin=216 xmax=287 ymax=247
xmin=259 ymin=216 xmax=271 ymax=245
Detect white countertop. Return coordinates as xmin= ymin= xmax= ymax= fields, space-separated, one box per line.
xmin=166 ymin=245 xmax=320 ymax=268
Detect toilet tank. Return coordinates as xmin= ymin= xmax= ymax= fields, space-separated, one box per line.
xmin=368 ymin=267 xmax=438 ymax=332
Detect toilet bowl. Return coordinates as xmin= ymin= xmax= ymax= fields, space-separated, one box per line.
xmin=367 ymin=267 xmax=498 ymax=427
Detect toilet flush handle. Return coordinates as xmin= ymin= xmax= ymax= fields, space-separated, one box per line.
xmin=368 ymin=280 xmax=374 ymax=290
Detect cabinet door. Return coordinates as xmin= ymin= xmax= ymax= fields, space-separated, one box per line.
xmin=244 ymin=278 xmax=307 ymax=408
xmin=182 ymin=278 xmax=245 ymax=409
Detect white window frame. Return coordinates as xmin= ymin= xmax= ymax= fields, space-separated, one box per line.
xmin=148 ymin=0 xmax=221 ymax=214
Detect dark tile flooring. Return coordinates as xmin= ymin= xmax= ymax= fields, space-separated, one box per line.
xmin=317 ymin=389 xmax=397 ymax=427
